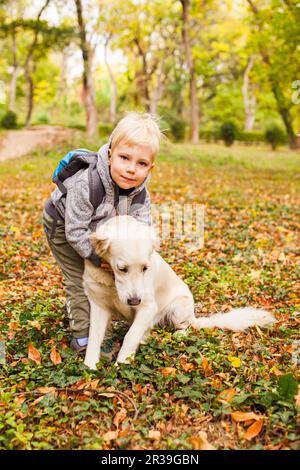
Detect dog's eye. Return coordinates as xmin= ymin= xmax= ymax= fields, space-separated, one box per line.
xmin=142 ymin=266 xmax=148 ymax=272
xmin=119 ymin=267 xmax=128 ymax=273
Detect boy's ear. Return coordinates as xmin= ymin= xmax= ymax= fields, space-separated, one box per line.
xmin=90 ymin=232 xmax=111 ymax=257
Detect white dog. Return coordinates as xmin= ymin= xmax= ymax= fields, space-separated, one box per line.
xmin=83 ymin=215 xmax=276 ymax=370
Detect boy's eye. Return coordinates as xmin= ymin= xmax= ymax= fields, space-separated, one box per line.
xmin=139 ymin=162 xmax=147 ymax=166
xmin=120 ymin=155 xmax=128 ymax=160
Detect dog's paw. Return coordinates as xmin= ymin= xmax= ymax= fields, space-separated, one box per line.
xmin=115 ymin=353 xmax=134 ymax=365
xmin=84 ymin=360 xmax=98 ymax=370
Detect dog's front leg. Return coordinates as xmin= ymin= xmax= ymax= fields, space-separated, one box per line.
xmin=116 ymin=303 xmax=157 ymax=364
xmin=84 ymin=299 xmax=110 ymax=370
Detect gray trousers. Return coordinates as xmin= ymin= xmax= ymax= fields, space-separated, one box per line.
xmin=42 ymin=209 xmax=90 ymax=338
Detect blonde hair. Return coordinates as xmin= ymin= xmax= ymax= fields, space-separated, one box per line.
xmin=110 ymin=112 xmax=166 ymax=157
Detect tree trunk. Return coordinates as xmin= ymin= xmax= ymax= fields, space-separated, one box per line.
xmin=150 ymin=62 xmax=165 ymax=115
xmin=23 ymin=0 xmax=51 ymax=128
xmin=180 ymin=0 xmax=199 ymax=144
xmin=74 ymin=0 xmax=98 ymax=137
xmin=24 ymin=65 xmax=34 ymax=127
xmin=242 ymin=56 xmax=256 ymax=131
xmin=9 ymin=28 xmax=18 ymax=111
xmin=104 ymin=37 xmax=117 ymax=124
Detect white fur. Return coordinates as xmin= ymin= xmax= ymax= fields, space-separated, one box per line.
xmin=83 ymin=216 xmax=276 ymax=369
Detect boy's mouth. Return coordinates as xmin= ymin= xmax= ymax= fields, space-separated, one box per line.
xmin=121 ymin=175 xmax=136 ymax=182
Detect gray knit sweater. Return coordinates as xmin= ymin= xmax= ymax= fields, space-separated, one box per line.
xmin=47 ymin=136 xmax=152 ymax=262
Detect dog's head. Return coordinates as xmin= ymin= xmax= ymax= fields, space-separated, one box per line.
xmin=90 ymin=215 xmax=160 ymax=306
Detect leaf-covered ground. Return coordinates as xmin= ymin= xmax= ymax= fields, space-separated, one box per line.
xmin=0 ymin=138 xmax=299 ymax=450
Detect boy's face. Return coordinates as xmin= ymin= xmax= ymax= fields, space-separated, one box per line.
xmin=108 ymin=139 xmax=155 ymax=189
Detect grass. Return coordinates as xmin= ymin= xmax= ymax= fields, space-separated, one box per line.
xmin=0 ymin=139 xmax=299 ymax=450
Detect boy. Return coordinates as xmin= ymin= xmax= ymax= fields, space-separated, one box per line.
xmin=42 ymin=112 xmax=163 ymax=352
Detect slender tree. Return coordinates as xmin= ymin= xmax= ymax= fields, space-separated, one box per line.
xmin=180 ymin=0 xmax=199 ymax=144
xmin=74 ymin=0 xmax=98 ymax=136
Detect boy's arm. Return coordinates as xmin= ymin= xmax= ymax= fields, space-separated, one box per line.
xmin=129 ymin=188 xmax=152 ymax=225
xmin=64 ymin=179 xmax=101 ymax=266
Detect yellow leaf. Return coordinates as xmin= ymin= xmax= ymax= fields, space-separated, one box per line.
xmin=245 ymin=419 xmax=263 ymax=440
xmin=28 ymin=344 xmax=41 ymax=365
xmin=228 ymin=356 xmax=241 ymax=368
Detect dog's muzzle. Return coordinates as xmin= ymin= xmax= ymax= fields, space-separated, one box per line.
xmin=127 ymin=297 xmax=141 ymax=306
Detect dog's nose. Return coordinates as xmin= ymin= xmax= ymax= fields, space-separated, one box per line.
xmin=127 ymin=297 xmax=141 ymax=306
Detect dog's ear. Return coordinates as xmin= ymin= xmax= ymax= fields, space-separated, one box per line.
xmin=90 ymin=232 xmax=111 ymax=257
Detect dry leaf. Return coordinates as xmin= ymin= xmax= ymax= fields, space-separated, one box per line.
xmin=245 ymin=419 xmax=263 ymax=440
xmin=189 ymin=431 xmax=215 ymax=450
xmin=36 ymin=386 xmax=56 ymax=394
xmin=148 ymin=430 xmax=161 ymax=440
xmin=50 ymin=346 xmax=62 ymax=365
xmin=28 ymin=344 xmax=41 ymax=365
xmin=160 ymin=367 xmax=176 ymax=377
xmin=113 ymin=408 xmax=127 ymax=428
xmin=201 ymin=356 xmax=213 ymax=377
xmin=103 ymin=430 xmax=118 ymax=441
xmin=218 ymin=388 xmax=236 ymax=403
xmin=231 ymin=411 xmax=261 ymax=423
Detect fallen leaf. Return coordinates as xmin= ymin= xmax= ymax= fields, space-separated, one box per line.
xmin=231 ymin=411 xmax=261 ymax=423
xmin=50 ymin=346 xmax=62 ymax=365
xmin=103 ymin=430 xmax=118 ymax=441
xmin=201 ymin=356 xmax=213 ymax=377
xmin=113 ymin=408 xmax=127 ymax=428
xmin=160 ymin=367 xmax=176 ymax=377
xmin=228 ymin=356 xmax=241 ymax=368
xmin=36 ymin=387 xmax=56 ymax=394
xmin=28 ymin=344 xmax=41 ymax=365
xmin=148 ymin=430 xmax=161 ymax=440
xmin=245 ymin=419 xmax=263 ymax=440
xmin=189 ymin=431 xmax=215 ymax=450
xmin=218 ymin=388 xmax=236 ymax=403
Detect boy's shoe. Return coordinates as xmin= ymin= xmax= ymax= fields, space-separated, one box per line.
xmin=70 ymin=337 xmax=88 ymax=354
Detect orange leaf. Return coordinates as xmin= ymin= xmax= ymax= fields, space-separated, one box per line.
xmin=113 ymin=408 xmax=127 ymax=428
xmin=103 ymin=430 xmax=118 ymax=441
xmin=218 ymin=388 xmax=236 ymax=403
xmin=189 ymin=431 xmax=215 ymax=450
xmin=28 ymin=344 xmax=41 ymax=365
xmin=245 ymin=419 xmax=263 ymax=440
xmin=50 ymin=346 xmax=62 ymax=365
xmin=36 ymin=387 xmax=56 ymax=394
xmin=231 ymin=411 xmax=261 ymax=423
xmin=160 ymin=367 xmax=176 ymax=377
xmin=201 ymin=355 xmax=213 ymax=377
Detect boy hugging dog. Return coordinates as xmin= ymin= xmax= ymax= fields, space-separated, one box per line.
xmin=43 ymin=112 xmax=164 ymax=352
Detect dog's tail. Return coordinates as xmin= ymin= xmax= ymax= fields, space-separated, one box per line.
xmin=192 ymin=307 xmax=276 ymax=332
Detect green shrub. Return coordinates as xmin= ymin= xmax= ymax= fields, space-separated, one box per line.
xmin=98 ymin=122 xmax=115 ymax=137
xmin=36 ymin=112 xmax=49 ymax=124
xmin=220 ymin=121 xmax=237 ymax=146
xmin=236 ymin=130 xmax=265 ymax=145
xmin=1 ymin=110 xmax=17 ymax=129
xmin=265 ymin=125 xmax=286 ymax=150
xmin=161 ymin=112 xmax=186 ymax=142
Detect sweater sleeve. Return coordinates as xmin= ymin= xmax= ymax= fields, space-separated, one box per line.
xmin=129 ymin=188 xmax=152 ymax=226
xmin=64 ymin=178 xmax=100 ymax=264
